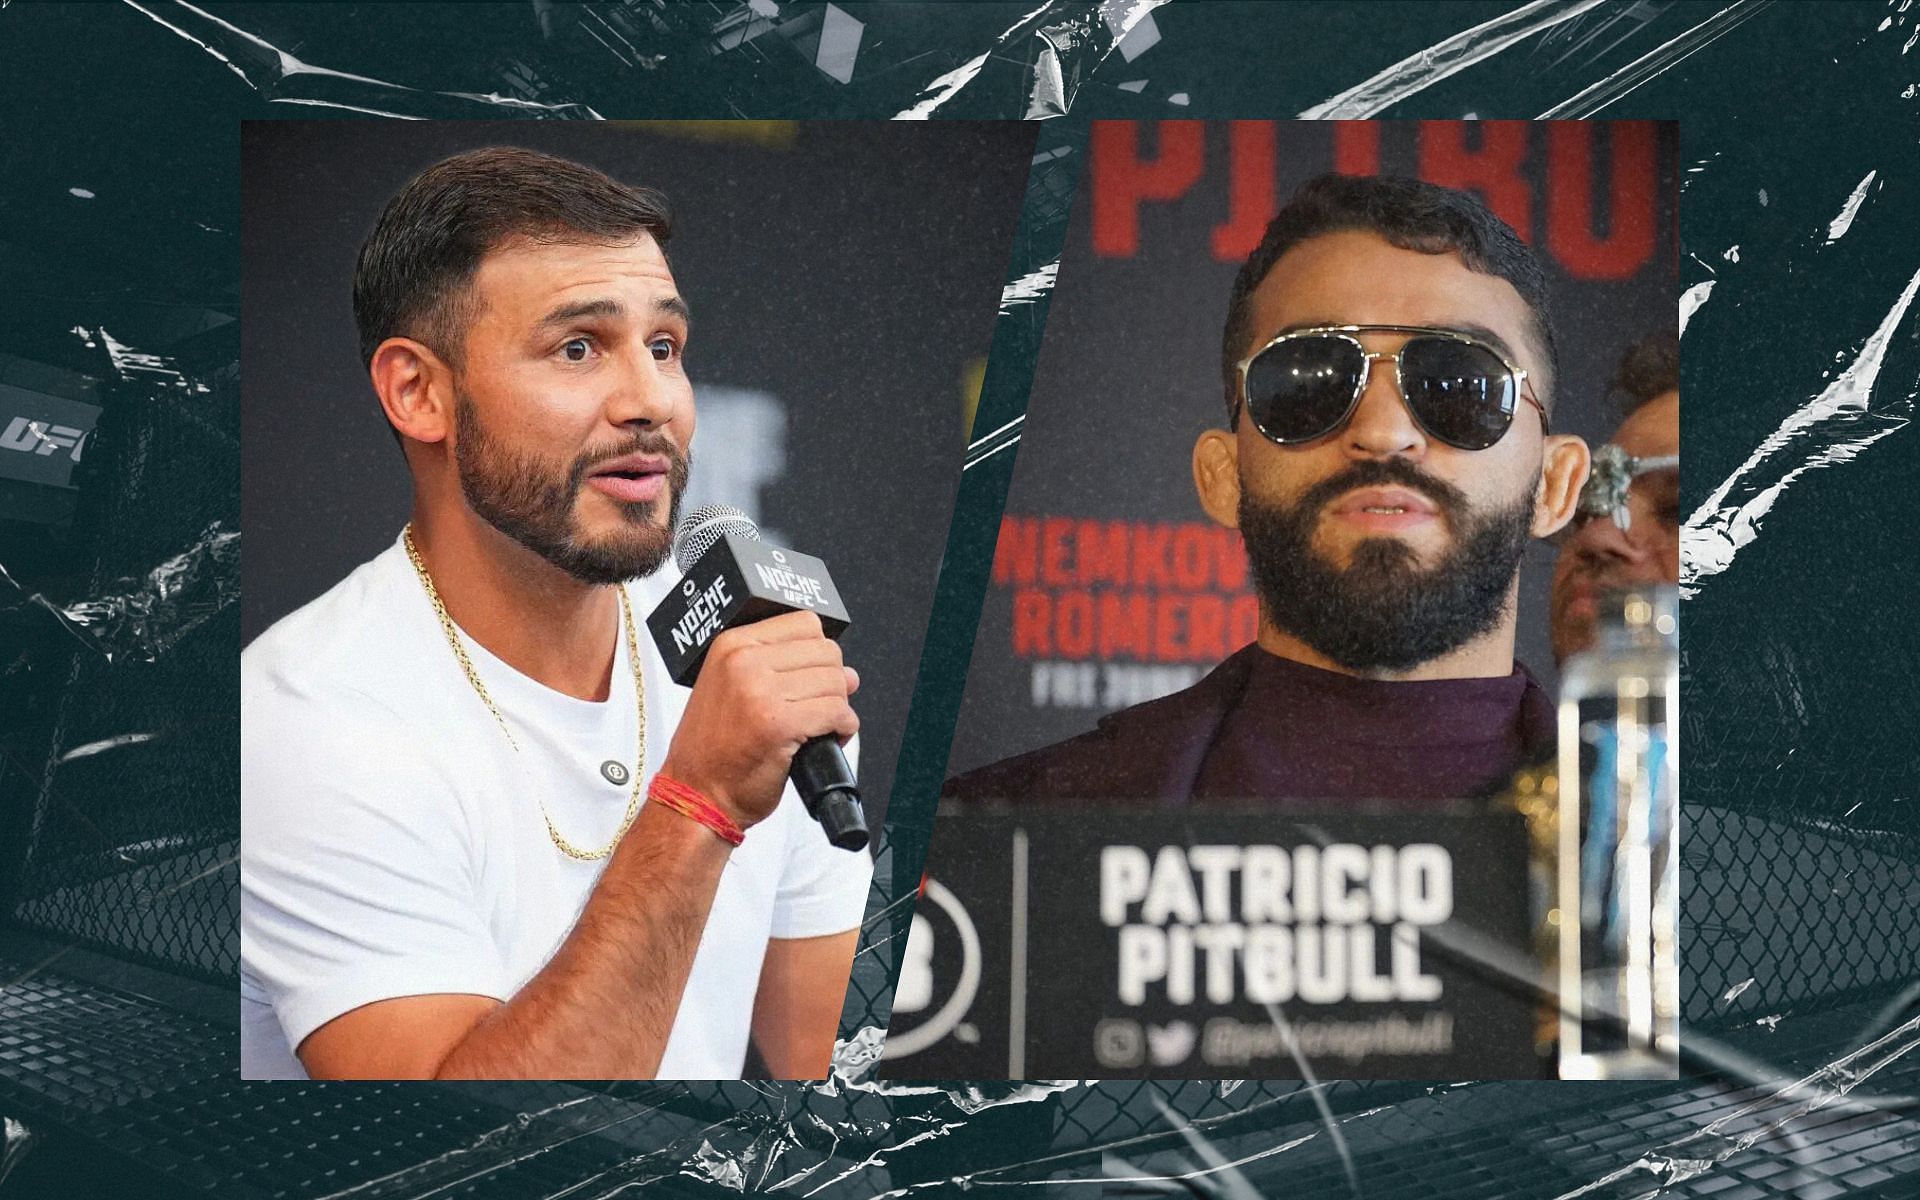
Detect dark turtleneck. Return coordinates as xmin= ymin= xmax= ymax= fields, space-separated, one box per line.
xmin=1190 ymin=647 xmax=1553 ymax=804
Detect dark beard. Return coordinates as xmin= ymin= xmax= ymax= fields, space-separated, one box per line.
xmin=453 ymin=390 xmax=689 ymax=585
xmin=1238 ymin=458 xmax=1535 ymax=673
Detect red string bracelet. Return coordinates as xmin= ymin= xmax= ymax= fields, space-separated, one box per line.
xmin=648 ymin=772 xmax=746 ymax=847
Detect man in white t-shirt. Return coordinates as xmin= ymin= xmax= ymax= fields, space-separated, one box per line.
xmin=241 ymin=146 xmax=871 ymax=1081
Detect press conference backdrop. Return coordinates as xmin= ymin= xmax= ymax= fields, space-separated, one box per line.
xmin=947 ymin=120 xmax=1678 ymax=775
xmin=241 ymin=122 xmax=1037 ymax=824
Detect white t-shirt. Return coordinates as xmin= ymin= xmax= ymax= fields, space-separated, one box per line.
xmin=240 ymin=535 xmax=871 ymax=1080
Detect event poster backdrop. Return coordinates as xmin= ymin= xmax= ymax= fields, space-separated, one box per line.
xmin=948 ymin=120 xmax=1679 ymax=776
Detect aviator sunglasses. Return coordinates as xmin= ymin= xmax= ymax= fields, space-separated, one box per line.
xmin=1233 ymin=324 xmax=1549 ymax=452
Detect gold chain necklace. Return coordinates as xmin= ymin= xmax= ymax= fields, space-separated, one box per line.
xmin=403 ymin=525 xmax=646 ymax=861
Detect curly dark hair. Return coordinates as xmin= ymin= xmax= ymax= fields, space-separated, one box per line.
xmin=1610 ymin=330 xmax=1680 ymax=417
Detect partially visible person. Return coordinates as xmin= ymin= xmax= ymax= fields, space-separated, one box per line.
xmin=1550 ymin=331 xmax=1679 ymax=664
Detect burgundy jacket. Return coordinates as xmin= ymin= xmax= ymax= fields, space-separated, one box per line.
xmin=942 ymin=644 xmax=1557 ymax=805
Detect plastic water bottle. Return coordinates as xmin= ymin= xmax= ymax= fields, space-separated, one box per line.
xmin=1555 ymin=585 xmax=1679 ymax=1078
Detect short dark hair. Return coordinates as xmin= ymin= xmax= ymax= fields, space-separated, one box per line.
xmin=1610 ymin=330 xmax=1679 ymax=418
xmin=1220 ymin=173 xmax=1560 ymax=426
xmin=352 ymin=146 xmax=673 ymax=373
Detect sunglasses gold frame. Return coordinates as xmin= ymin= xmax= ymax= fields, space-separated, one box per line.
xmin=1233 ymin=323 xmax=1550 ymax=449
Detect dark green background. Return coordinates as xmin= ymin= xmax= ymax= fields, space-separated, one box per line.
xmin=2 ymin=2 xmax=1917 ymax=1197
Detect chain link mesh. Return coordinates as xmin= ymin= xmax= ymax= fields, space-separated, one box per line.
xmin=6 ymin=350 xmax=240 ymax=985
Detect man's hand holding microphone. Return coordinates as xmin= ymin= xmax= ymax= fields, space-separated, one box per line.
xmin=659 ymin=608 xmax=859 ymax=834
xmin=647 ymin=504 xmax=869 ymax=850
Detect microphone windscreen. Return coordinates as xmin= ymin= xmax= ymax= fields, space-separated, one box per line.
xmin=673 ymin=504 xmax=760 ymax=573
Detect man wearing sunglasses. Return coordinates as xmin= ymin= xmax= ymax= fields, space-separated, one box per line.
xmin=1550 ymin=332 xmax=1680 ymax=664
xmin=950 ymin=173 xmax=1590 ymax=806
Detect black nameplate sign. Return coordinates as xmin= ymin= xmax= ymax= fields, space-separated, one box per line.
xmin=883 ymin=805 xmax=1545 ymax=1079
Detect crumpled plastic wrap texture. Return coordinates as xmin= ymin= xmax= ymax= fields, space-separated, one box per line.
xmin=0 ymin=1119 xmax=33 ymax=1191
xmin=1 ymin=2 xmax=1917 ymax=1198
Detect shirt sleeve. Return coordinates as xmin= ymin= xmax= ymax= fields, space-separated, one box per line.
xmin=241 ymin=683 xmax=509 ymax=1058
xmin=768 ymin=734 xmax=874 ymax=939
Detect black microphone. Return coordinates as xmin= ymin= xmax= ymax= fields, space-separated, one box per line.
xmin=645 ymin=505 xmax=869 ymax=852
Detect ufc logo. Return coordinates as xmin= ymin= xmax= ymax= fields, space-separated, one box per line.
xmin=1 ymin=418 xmax=86 ymax=462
